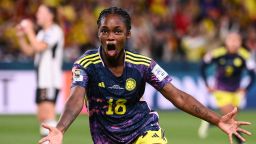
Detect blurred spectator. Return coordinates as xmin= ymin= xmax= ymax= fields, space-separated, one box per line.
xmin=181 ymin=23 xmax=207 ymax=62
xmin=1 ymin=0 xmax=256 ymax=63
xmin=245 ymin=26 xmax=256 ymax=62
xmin=130 ymin=13 xmax=152 ymax=57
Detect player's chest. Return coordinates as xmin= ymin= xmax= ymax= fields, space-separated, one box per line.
xmin=90 ymin=67 xmax=143 ymax=97
xmin=217 ymin=55 xmax=244 ymax=69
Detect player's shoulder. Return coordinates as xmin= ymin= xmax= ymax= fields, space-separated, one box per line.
xmin=125 ymin=49 xmax=152 ymax=67
xmin=74 ymin=48 xmax=100 ymax=68
xmin=210 ymin=47 xmax=227 ymax=58
xmin=238 ymin=47 xmax=250 ymax=60
xmin=51 ymin=24 xmax=63 ymax=34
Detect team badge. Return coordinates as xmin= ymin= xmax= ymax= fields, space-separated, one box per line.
xmin=72 ymin=69 xmax=83 ymax=82
xmin=126 ymin=78 xmax=136 ymax=91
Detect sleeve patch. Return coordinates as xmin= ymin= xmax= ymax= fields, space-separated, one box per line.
xmin=72 ymin=69 xmax=84 ymax=82
xmin=152 ymin=64 xmax=168 ymax=81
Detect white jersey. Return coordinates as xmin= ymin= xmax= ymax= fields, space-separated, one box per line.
xmin=35 ymin=24 xmax=64 ymax=89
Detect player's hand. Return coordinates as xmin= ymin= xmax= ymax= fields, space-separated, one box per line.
xmin=15 ymin=25 xmax=25 ymax=38
xmin=38 ymin=123 xmax=63 ymax=144
xmin=217 ymin=107 xmax=252 ymax=144
xmin=19 ymin=19 xmax=34 ymax=34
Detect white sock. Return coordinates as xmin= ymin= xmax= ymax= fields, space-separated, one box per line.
xmin=40 ymin=120 xmax=57 ymax=136
xmin=198 ymin=120 xmax=209 ymax=139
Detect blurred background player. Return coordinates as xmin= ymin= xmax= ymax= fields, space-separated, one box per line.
xmin=39 ymin=7 xmax=251 ymax=144
xmin=198 ymin=32 xmax=255 ymax=144
xmin=15 ymin=4 xmax=64 ymax=139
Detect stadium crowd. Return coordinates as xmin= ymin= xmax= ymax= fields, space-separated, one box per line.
xmin=1 ymin=0 xmax=256 ymax=63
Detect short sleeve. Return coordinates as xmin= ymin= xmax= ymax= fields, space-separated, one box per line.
xmin=145 ymin=60 xmax=172 ymax=90
xmin=37 ymin=26 xmax=63 ymax=48
xmin=71 ymin=64 xmax=89 ymax=88
xmin=246 ymin=55 xmax=256 ymax=70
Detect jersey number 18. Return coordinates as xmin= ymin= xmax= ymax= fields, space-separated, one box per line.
xmin=106 ymin=98 xmax=127 ymax=115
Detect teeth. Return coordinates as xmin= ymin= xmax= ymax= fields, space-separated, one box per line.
xmin=106 ymin=41 xmax=117 ymax=45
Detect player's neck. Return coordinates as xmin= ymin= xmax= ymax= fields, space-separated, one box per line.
xmin=42 ymin=21 xmax=54 ymax=30
xmin=103 ymin=51 xmax=125 ymax=67
xmin=101 ymin=49 xmax=125 ymax=77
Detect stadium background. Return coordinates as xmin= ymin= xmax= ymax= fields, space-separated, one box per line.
xmin=0 ymin=0 xmax=255 ymax=143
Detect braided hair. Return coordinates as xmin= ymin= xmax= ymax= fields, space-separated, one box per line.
xmin=97 ymin=7 xmax=131 ymax=32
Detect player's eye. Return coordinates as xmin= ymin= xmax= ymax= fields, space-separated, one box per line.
xmin=114 ymin=29 xmax=123 ymax=34
xmin=101 ymin=29 xmax=108 ymax=34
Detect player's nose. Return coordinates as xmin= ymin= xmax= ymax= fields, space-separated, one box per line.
xmin=107 ymin=32 xmax=115 ymax=40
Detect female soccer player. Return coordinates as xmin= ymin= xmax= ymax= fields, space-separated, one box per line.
xmin=39 ymin=7 xmax=251 ymax=144
xmin=198 ymin=32 xmax=255 ymax=144
xmin=16 ymin=4 xmax=64 ymax=139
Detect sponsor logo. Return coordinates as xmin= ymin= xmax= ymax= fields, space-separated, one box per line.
xmin=152 ymin=133 xmax=159 ymax=138
xmin=108 ymin=84 xmax=124 ymax=90
xmin=98 ymin=82 xmax=105 ymax=88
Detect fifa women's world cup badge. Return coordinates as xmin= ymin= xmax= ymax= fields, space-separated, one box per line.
xmin=72 ymin=69 xmax=84 ymax=82
xmin=125 ymin=78 xmax=136 ymax=91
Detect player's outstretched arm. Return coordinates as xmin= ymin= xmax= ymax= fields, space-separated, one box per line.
xmin=160 ymin=83 xmax=252 ymax=144
xmin=38 ymin=86 xmax=86 ymax=144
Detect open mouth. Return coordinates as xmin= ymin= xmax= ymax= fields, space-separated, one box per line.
xmin=107 ymin=44 xmax=116 ymax=51
xmin=106 ymin=41 xmax=117 ymax=56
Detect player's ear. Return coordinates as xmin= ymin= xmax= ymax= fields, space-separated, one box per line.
xmin=98 ymin=30 xmax=100 ymax=38
xmin=126 ymin=31 xmax=131 ymax=38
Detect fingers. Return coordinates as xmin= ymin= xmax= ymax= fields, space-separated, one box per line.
xmin=41 ymin=123 xmax=53 ymax=131
xmin=237 ymin=128 xmax=252 ymax=136
xmin=230 ymin=107 xmax=237 ymax=119
xmin=223 ymin=107 xmax=237 ymax=120
xmin=228 ymin=133 xmax=233 ymax=144
xmin=229 ymin=131 xmax=248 ymax=144
xmin=38 ymin=137 xmax=49 ymax=144
xmin=234 ymin=132 xmax=245 ymax=142
xmin=237 ymin=121 xmax=251 ymax=126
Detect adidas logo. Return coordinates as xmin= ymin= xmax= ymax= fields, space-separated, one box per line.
xmin=152 ymin=133 xmax=159 ymax=138
xmin=98 ymin=82 xmax=105 ymax=88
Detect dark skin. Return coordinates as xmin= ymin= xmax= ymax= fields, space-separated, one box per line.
xmin=98 ymin=14 xmax=130 ymax=77
xmin=39 ymin=14 xmax=252 ymax=144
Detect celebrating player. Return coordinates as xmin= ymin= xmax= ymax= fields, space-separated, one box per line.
xmin=39 ymin=7 xmax=251 ymax=144
xmin=16 ymin=4 xmax=64 ymax=139
xmin=198 ymin=32 xmax=255 ymax=144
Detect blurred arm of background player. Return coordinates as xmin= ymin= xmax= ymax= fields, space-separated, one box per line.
xmin=16 ymin=19 xmax=48 ymax=56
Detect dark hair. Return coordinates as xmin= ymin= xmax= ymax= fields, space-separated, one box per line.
xmin=43 ymin=4 xmax=58 ymax=23
xmin=97 ymin=7 xmax=131 ymax=32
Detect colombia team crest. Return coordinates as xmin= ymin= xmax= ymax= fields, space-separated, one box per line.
xmin=125 ymin=78 xmax=136 ymax=91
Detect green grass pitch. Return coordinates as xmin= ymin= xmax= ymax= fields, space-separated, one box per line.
xmin=0 ymin=110 xmax=255 ymax=144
